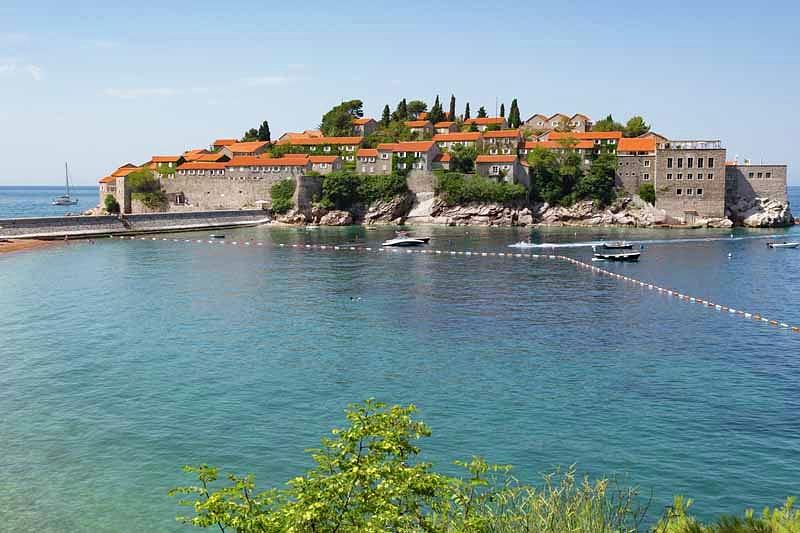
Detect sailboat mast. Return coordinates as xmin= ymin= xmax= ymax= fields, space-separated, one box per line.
xmin=64 ymin=162 xmax=70 ymax=196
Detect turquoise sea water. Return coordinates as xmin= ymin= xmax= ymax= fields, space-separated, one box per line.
xmin=0 ymin=189 xmax=799 ymax=531
xmin=0 ymin=186 xmax=99 ymax=218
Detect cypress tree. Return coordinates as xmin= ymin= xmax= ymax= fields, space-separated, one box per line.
xmin=429 ymin=95 xmax=444 ymax=124
xmin=508 ymin=98 xmax=521 ymax=128
xmin=477 ymin=106 xmax=487 ymax=118
xmin=449 ymin=95 xmax=456 ymax=120
xmin=464 ymin=102 xmax=470 ymax=120
xmin=257 ymin=120 xmax=271 ymax=142
xmin=381 ymin=105 xmax=391 ymax=126
xmin=500 ymin=103 xmax=505 ymax=118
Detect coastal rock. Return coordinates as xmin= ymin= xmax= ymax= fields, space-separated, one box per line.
xmin=276 ymin=210 xmax=307 ymax=225
xmin=363 ymin=194 xmax=413 ymax=225
xmin=729 ymin=197 xmax=793 ymax=227
xmin=319 ymin=210 xmax=353 ymax=226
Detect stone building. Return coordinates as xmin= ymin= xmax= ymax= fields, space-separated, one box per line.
xmin=356 ymin=149 xmax=381 ymax=174
xmin=725 ymin=163 xmax=788 ymax=211
xmin=475 ymin=155 xmax=529 ymax=188
xmin=524 ymin=113 xmax=592 ymax=132
xmin=353 ymin=118 xmax=377 ymax=137
xmin=615 ymin=137 xmax=656 ymax=194
xmin=278 ymin=136 xmax=363 ymax=164
xmin=220 ymin=141 xmax=271 ymax=158
xmin=482 ymin=129 xmax=522 ymax=155
xmin=404 ymin=120 xmax=434 ymax=138
xmin=434 ymin=121 xmax=458 ymax=134
xmin=433 ymin=131 xmax=482 ymax=151
xmin=464 ymin=117 xmax=507 ymax=131
xmin=653 ymin=140 xmax=727 ymax=221
xmin=307 ymin=155 xmax=342 ymax=174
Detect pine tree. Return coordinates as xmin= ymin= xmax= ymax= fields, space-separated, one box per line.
xmin=500 ymin=103 xmax=505 ymax=118
xmin=477 ymin=106 xmax=487 ymax=118
xmin=257 ymin=120 xmax=271 ymax=142
xmin=464 ymin=102 xmax=470 ymax=120
xmin=381 ymin=105 xmax=391 ymax=126
xmin=449 ymin=95 xmax=456 ymax=120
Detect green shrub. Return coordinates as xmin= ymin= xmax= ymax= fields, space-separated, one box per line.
xmin=358 ymin=173 xmax=408 ymax=204
xmin=270 ymin=178 xmax=295 ymax=214
xmin=321 ymin=171 xmax=408 ymax=209
xmin=171 ymin=400 xmax=800 ymax=533
xmin=103 ymin=194 xmax=120 ymax=214
xmin=639 ymin=182 xmax=656 ymax=205
xmin=435 ymin=172 xmax=527 ymax=205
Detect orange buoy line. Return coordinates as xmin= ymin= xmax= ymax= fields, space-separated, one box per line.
xmin=111 ymin=235 xmax=800 ymax=334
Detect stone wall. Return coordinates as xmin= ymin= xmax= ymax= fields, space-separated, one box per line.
xmin=725 ymin=164 xmax=788 ymax=204
xmin=160 ymin=172 xmax=292 ymax=211
xmin=406 ymin=170 xmax=436 ymax=194
xmin=654 ymin=148 xmax=727 ymax=220
xmin=616 ymin=155 xmax=655 ymax=195
xmin=295 ymin=175 xmax=323 ymax=210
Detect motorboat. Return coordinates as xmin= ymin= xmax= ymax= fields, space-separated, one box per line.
xmin=209 ymin=234 xmax=225 ymax=239
xmin=381 ymin=236 xmax=427 ymax=247
xmin=601 ymin=241 xmax=633 ymax=250
xmin=767 ymin=242 xmax=799 ymax=249
xmin=592 ymin=250 xmax=641 ymax=262
xmin=395 ymin=231 xmax=429 ymax=243
xmin=52 ymin=162 xmax=79 ymax=206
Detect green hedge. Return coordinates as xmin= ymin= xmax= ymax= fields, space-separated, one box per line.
xmin=435 ymin=172 xmax=527 ymax=205
xmin=639 ymin=182 xmax=656 ymax=205
xmin=321 ymin=171 xmax=408 ymax=210
xmin=270 ymin=179 xmax=295 ymax=214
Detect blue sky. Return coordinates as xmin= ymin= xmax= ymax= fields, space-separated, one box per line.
xmin=1 ymin=0 xmax=798 ymax=185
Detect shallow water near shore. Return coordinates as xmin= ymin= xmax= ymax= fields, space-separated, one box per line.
xmin=1 ymin=205 xmax=800 ymax=531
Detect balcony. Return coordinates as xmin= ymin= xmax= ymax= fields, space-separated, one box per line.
xmin=659 ymin=140 xmax=723 ymax=150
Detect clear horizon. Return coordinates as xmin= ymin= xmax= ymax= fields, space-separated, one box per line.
xmin=1 ymin=0 xmax=798 ymax=186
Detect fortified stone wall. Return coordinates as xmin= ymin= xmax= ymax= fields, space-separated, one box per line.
xmin=160 ymin=174 xmax=282 ymax=211
xmin=406 ymin=170 xmax=436 ymax=194
xmin=654 ymin=148 xmax=727 ymax=220
xmin=295 ymin=175 xmax=322 ymax=210
xmin=616 ymin=155 xmax=655 ymax=195
xmin=725 ymin=164 xmax=788 ymax=205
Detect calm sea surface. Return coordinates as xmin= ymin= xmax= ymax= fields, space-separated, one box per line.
xmin=0 ymin=185 xmax=100 ymax=218
xmin=0 ymin=188 xmax=799 ymax=531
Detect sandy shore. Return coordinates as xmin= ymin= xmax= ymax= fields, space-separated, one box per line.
xmin=0 ymin=239 xmax=56 ymax=255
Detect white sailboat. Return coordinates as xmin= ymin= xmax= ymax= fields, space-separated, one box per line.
xmin=52 ymin=162 xmax=79 ymax=206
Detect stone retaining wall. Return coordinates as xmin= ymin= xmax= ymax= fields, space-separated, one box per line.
xmin=0 ymin=210 xmax=269 ymax=239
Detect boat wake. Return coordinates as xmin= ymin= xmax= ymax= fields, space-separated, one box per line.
xmin=509 ymin=233 xmax=788 ymax=249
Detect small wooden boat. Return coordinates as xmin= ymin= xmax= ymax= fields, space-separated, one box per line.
xmin=602 ymin=241 xmax=633 ymax=250
xmin=209 ymin=234 xmax=225 ymax=239
xmin=767 ymin=242 xmax=799 ymax=249
xmin=593 ymin=251 xmax=641 ymax=262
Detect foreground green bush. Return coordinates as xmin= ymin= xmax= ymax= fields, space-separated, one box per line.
xmin=639 ymin=183 xmax=656 ymax=205
xmin=269 ymin=178 xmax=295 ymax=214
xmin=103 ymin=194 xmax=120 ymax=214
xmin=436 ymin=172 xmax=527 ymax=206
xmin=171 ymin=401 xmax=799 ymax=532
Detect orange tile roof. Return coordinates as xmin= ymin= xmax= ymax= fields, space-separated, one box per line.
xmin=177 ymin=162 xmax=228 ymax=170
xmin=183 ymin=149 xmax=212 ymax=161
xmin=226 ymin=156 xmax=309 ymax=167
xmin=617 ymin=137 xmax=656 ymax=153
xmin=279 ymin=136 xmax=362 ymax=146
xmin=417 ymin=112 xmax=428 ymax=120
xmin=476 ymin=155 xmax=518 ymax=163
xmin=212 ymin=138 xmax=237 ymax=147
xmin=434 ymin=153 xmax=452 ymax=162
xmin=151 ymin=155 xmax=183 ymax=163
xmin=111 ymin=166 xmax=140 ymax=177
xmin=433 ymin=132 xmax=482 ymax=142
xmin=387 ymin=140 xmax=436 ymax=152
xmin=225 ymin=141 xmax=270 ymax=153
xmin=193 ymin=153 xmax=229 ymax=162
xmin=98 ymin=175 xmax=115 ymax=184
xmin=549 ymin=131 xmax=622 ymax=140
xmin=404 ymin=120 xmax=431 ymax=128
xmin=524 ymin=140 xmax=594 ymax=150
xmin=483 ymin=129 xmax=522 ymax=139
xmin=434 ymin=121 xmax=455 ymax=128
xmin=464 ymin=117 xmax=505 ymax=125
xmin=352 ymin=118 xmax=375 ymax=125
xmin=357 ymin=148 xmax=379 ymax=157
xmin=307 ymin=155 xmax=339 ymax=164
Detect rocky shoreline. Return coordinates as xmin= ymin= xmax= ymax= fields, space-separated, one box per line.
xmin=277 ymin=193 xmax=795 ymax=229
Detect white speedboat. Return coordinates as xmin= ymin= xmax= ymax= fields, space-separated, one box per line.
xmin=381 ymin=237 xmax=427 ymax=247
xmin=767 ymin=242 xmax=799 ymax=249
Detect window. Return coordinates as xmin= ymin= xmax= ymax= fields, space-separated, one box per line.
xmin=361 ymin=166 xmax=367 ymax=172
xmin=667 ymin=157 xmax=673 ymax=168
xmin=766 ymin=172 xmax=772 ymax=178
xmin=677 ymin=158 xmax=683 ymax=168
xmin=644 ymin=160 xmax=651 ymax=168
xmin=697 ymin=158 xmax=704 ymax=168
xmin=609 ymin=139 xmax=616 ymax=145
xmin=677 ymin=173 xmax=683 ymax=180
xmin=697 ymin=173 xmax=703 ymax=180
xmin=696 ymin=188 xmax=703 ymax=196
xmin=398 ymin=152 xmax=407 ymax=157
xmin=490 ymin=165 xmax=500 ymax=174
xmin=594 ymin=139 xmax=601 ymax=145
xmin=537 ymin=121 xmax=544 ymax=126
xmin=687 ymin=173 xmax=693 ymax=180
xmin=323 ymin=146 xmax=331 ymax=152
xmin=676 ymin=188 xmax=682 ymax=195
xmin=708 ymin=158 xmax=714 ymax=168
xmin=643 ymin=173 xmax=650 ymax=180
xmin=381 ymin=153 xmax=389 ymax=160
xmin=707 ymin=173 xmax=713 ymax=180
xmin=686 ymin=188 xmax=693 ymax=196
xmin=667 ymin=173 xmax=673 ymax=180
xmin=687 ymin=157 xmax=693 ymax=168
xmin=748 ymin=172 xmax=754 ymax=178
xmin=757 ymin=172 xmax=763 ymax=178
